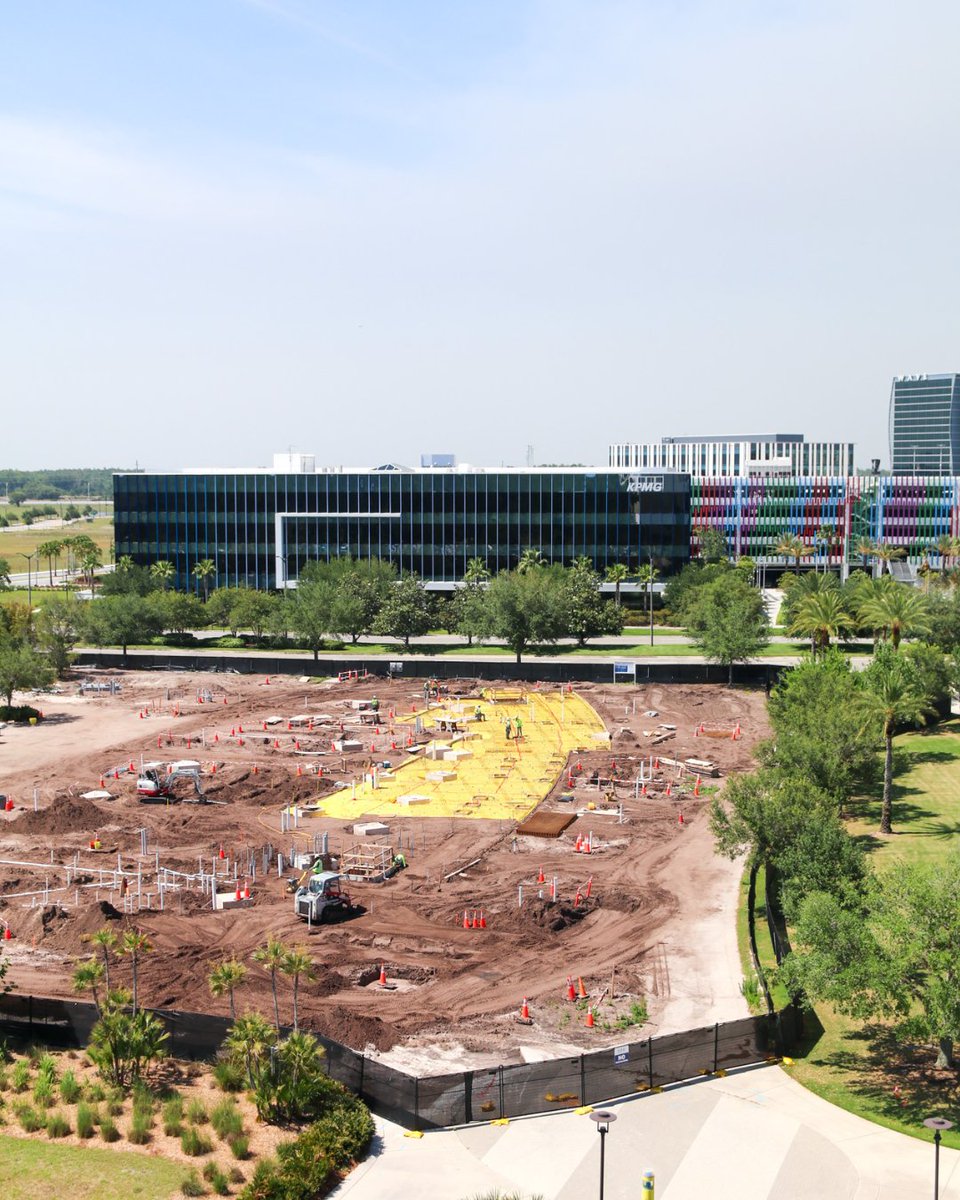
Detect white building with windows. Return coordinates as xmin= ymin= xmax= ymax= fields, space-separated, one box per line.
xmin=608 ymin=434 xmax=854 ymax=478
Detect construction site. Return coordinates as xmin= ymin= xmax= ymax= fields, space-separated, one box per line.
xmin=0 ymin=668 xmax=769 ymax=1072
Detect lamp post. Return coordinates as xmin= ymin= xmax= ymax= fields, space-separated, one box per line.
xmin=17 ymin=551 xmax=36 ymax=608
xmin=923 ymin=1117 xmax=952 ymax=1200
xmin=589 ymin=1109 xmax=617 ymax=1200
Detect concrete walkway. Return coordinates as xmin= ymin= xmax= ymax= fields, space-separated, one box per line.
xmin=332 ymin=1065 xmax=960 ymax=1199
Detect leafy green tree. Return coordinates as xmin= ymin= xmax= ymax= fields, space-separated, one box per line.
xmin=225 ymin=1011 xmax=277 ymax=1102
xmin=208 ymin=959 xmax=247 ymax=1021
xmin=191 ymin=558 xmax=217 ymax=601
xmin=662 ymin=560 xmax=729 ymax=622
xmin=149 ymin=590 xmax=206 ymax=637
xmin=118 ymin=930 xmax=152 ymax=1013
xmin=83 ymin=595 xmax=162 ymax=658
xmin=692 ymin=525 xmax=728 ymax=563
xmin=288 ymin=580 xmax=332 ymax=660
xmin=303 ymin=557 xmax=396 ymax=643
xmin=253 ymin=937 xmax=289 ymax=1030
xmin=759 ymin=652 xmax=880 ymax=810
xmin=516 ymin=547 xmax=547 ymax=574
xmin=923 ymin=589 xmax=960 ymax=653
xmin=782 ymin=860 xmax=960 ymax=1067
xmin=205 ymin=586 xmax=247 ymax=633
xmin=779 ymin=569 xmax=839 ymax=628
xmin=36 ymin=592 xmax=83 ymax=677
xmin=710 ymin=769 xmax=834 ymax=866
xmin=856 ymin=579 xmax=932 ymax=650
xmin=684 ymin=574 xmax=768 ymax=684
xmin=861 ymin=646 xmax=937 ymax=834
xmin=0 ymin=558 xmax=10 ymax=588
xmin=0 ymin=639 xmax=55 ymax=704
xmin=560 ymin=560 xmax=623 ymax=646
xmin=463 ymin=557 xmax=490 ymax=585
xmin=449 ymin=581 xmax=489 ymax=646
xmin=230 ymin=589 xmax=277 ymax=644
xmin=280 ymin=948 xmax=317 ymax=1033
xmin=374 ymin=573 xmax=435 ymax=648
xmin=483 ymin=566 xmax=568 ymax=663
xmin=100 ymin=561 xmax=155 ymax=597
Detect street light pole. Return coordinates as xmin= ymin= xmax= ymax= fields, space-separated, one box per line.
xmin=17 ymin=551 xmax=36 ymax=608
xmin=589 ymin=1109 xmax=617 ymax=1200
xmin=924 ymin=1117 xmax=953 ymax=1200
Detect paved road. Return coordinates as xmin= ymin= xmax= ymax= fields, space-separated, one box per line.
xmin=332 ymin=1065 xmax=960 ymax=1200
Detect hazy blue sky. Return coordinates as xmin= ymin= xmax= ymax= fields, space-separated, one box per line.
xmin=3 ymin=1 xmax=958 ymax=471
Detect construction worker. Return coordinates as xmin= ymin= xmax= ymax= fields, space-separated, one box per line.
xmin=505 ymin=718 xmax=512 ymax=740
xmin=474 ymin=705 xmax=485 ymax=722
xmin=393 ymin=852 xmax=407 ymax=869
xmin=371 ymin=696 xmax=380 ymax=713
xmin=514 ymin=715 xmax=524 ymax=739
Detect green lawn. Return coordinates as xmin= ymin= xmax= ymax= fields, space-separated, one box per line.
xmin=0 ymin=517 xmax=113 ymax=566
xmin=0 ymin=1137 xmax=186 ymax=1200
xmin=784 ymin=717 xmax=960 ymax=1147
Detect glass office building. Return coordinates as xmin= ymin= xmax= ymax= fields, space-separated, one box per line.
xmin=113 ymin=466 xmax=692 ymax=591
xmin=889 ymin=374 xmax=960 ymax=474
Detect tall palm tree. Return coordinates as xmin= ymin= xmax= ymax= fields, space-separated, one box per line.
xmin=856 ymin=580 xmax=932 ymax=650
xmin=931 ymin=534 xmax=960 ymax=578
xmin=72 ymin=956 xmax=105 ymax=1014
xmin=855 ymin=537 xmax=878 ymax=576
xmin=192 ymin=559 xmax=217 ymax=601
xmin=37 ymin=539 xmax=64 ymax=586
xmin=861 ymin=648 xmax=935 ymax=834
xmin=208 ymin=959 xmax=248 ymax=1021
xmin=604 ymin=562 xmax=630 ymax=606
xmin=118 ymin=929 xmax=152 ymax=1014
xmin=225 ymin=1011 xmax=277 ymax=1094
xmin=516 ymin=548 xmax=546 ymax=574
xmin=149 ymin=560 xmax=175 ymax=590
xmin=116 ymin=555 xmax=135 ymax=574
xmin=463 ymin=557 xmax=490 ymax=585
xmin=280 ymin=948 xmax=317 ymax=1033
xmin=773 ymin=533 xmax=811 ymax=573
xmin=872 ymin=542 xmax=906 ymax=576
xmin=81 ymin=548 xmax=103 ymax=595
xmin=253 ymin=937 xmax=288 ymax=1030
xmin=789 ymin=590 xmax=854 ymax=655
xmin=815 ymin=524 xmax=835 ymax=573
xmin=85 ymin=927 xmax=118 ymax=992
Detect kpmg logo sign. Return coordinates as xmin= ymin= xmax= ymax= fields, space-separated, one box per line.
xmin=620 ymin=474 xmax=665 ymax=493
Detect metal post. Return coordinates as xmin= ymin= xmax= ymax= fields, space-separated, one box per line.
xmin=924 ymin=1118 xmax=953 ymax=1200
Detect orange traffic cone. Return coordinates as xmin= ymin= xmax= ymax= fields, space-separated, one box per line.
xmin=520 ymin=997 xmax=530 ymax=1020
xmin=99 ymin=776 xmax=105 ymax=788
xmin=214 ymin=733 xmax=219 ymax=743
xmin=578 ymin=976 xmax=587 ymax=999
xmin=537 ymin=866 xmax=545 ymax=884
xmin=694 ymin=776 xmax=701 ymax=796
xmin=479 ymin=911 xmax=487 ymax=929
xmin=678 ymin=811 xmax=685 ymax=826
xmin=243 ymin=883 xmax=250 ymax=900
xmin=472 ymin=910 xmax=479 ymax=929
xmin=575 ymin=834 xmax=583 ymax=853
xmin=654 ymin=757 xmax=660 ymax=770
xmin=211 ymin=763 xmax=217 ymax=775
xmin=265 ymin=677 xmax=270 ymax=685
xmin=3 ymin=926 xmax=11 ymax=940
xmin=586 ymin=877 xmax=593 ymax=898
xmin=235 ymin=883 xmax=241 ymax=901
xmin=584 ymin=835 xmax=592 ymax=855
xmin=574 ymin=888 xmax=582 ymax=907
xmin=665 ymin=783 xmax=671 ymax=797
xmin=585 ymin=1007 xmax=595 ymax=1028
xmin=567 ymin=976 xmax=576 ymax=1001
xmin=379 ymin=964 xmax=387 ymax=987
xmin=252 ymin=763 xmax=258 ymax=774
xmin=641 ymin=783 xmax=647 ymax=796
xmin=463 ymin=910 xmax=470 ymax=930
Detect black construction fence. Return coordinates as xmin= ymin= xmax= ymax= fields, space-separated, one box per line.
xmin=0 ymin=994 xmax=802 ymax=1130
xmin=74 ymin=649 xmax=786 ymax=689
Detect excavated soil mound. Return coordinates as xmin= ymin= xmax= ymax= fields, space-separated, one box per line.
xmin=14 ymin=794 xmax=109 ymax=836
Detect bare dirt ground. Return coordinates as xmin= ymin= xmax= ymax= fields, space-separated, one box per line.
xmin=0 ymin=669 xmax=769 ymax=1071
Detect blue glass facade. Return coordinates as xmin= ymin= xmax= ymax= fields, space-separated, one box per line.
xmin=113 ymin=469 xmax=692 ymax=591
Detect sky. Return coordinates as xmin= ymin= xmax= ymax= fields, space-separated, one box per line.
xmin=3 ymin=0 xmax=959 ymax=472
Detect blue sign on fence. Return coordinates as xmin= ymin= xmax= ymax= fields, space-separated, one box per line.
xmin=614 ymin=1044 xmax=629 ymax=1065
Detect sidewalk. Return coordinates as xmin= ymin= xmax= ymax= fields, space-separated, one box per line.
xmin=332 ymin=1065 xmax=960 ymax=1199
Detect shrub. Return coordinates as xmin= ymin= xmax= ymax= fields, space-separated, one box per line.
xmin=84 ymin=1082 xmax=106 ymax=1102
xmin=33 ymin=1076 xmax=54 ymax=1109
xmin=181 ymin=1169 xmax=207 ymax=1197
xmin=0 ymin=705 xmax=42 ymax=723
xmin=128 ymin=1112 xmax=152 ymax=1144
xmin=186 ymin=1097 xmax=209 ymax=1125
xmin=206 ymin=1166 xmax=230 ymax=1196
xmin=182 ymin=1125 xmax=214 ymax=1156
xmin=105 ymin=1089 xmax=125 ymax=1116
xmin=15 ymin=1103 xmax=43 ymax=1133
xmin=163 ymin=1096 xmax=185 ymax=1137
xmin=211 ymin=1099 xmax=243 ymax=1140
xmin=37 ymin=1054 xmax=58 ymax=1081
xmin=211 ymin=1054 xmax=245 ymax=1093
xmin=11 ymin=1061 xmax=30 ymax=1092
xmin=60 ymin=1070 xmax=82 ymax=1104
xmin=76 ymin=1102 xmax=97 ymax=1138
xmin=229 ymin=1133 xmax=250 ymax=1160
xmin=46 ymin=1111 xmax=71 ymax=1138
xmin=100 ymin=1116 xmax=120 ymax=1142
xmin=228 ymin=1167 xmax=245 ymax=1184
xmin=0 ymin=1066 xmax=8 ymax=1092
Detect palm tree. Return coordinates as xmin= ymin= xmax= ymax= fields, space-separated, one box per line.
xmin=72 ymin=956 xmax=105 ymax=1013
xmin=931 ymin=534 xmax=960 ymax=578
xmin=149 ymin=560 xmax=175 ymax=590
xmin=208 ymin=959 xmax=248 ymax=1021
xmin=37 ymin=539 xmax=64 ymax=586
xmin=280 ymin=948 xmax=317 ymax=1032
xmin=815 ymin=524 xmax=835 ymax=573
xmin=856 ymin=580 xmax=932 ymax=650
xmin=85 ymin=927 xmax=118 ymax=992
xmin=604 ymin=562 xmax=630 ymax=606
xmin=81 ymin=548 xmax=103 ymax=595
xmin=861 ymin=648 xmax=936 ymax=833
xmin=253 ymin=937 xmax=288 ymax=1030
xmin=225 ymin=1011 xmax=277 ymax=1095
xmin=118 ymin=929 xmax=152 ymax=1013
xmin=192 ymin=559 xmax=217 ymax=601
xmin=872 ymin=542 xmax=906 ymax=576
xmin=773 ymin=533 xmax=811 ymax=573
xmin=116 ymin=555 xmax=135 ymax=574
xmin=855 ymin=537 xmax=878 ymax=576
xmin=789 ymin=590 xmax=854 ymax=655
xmin=516 ymin=548 xmax=546 ymax=574
xmin=463 ymin=557 xmax=490 ymax=585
